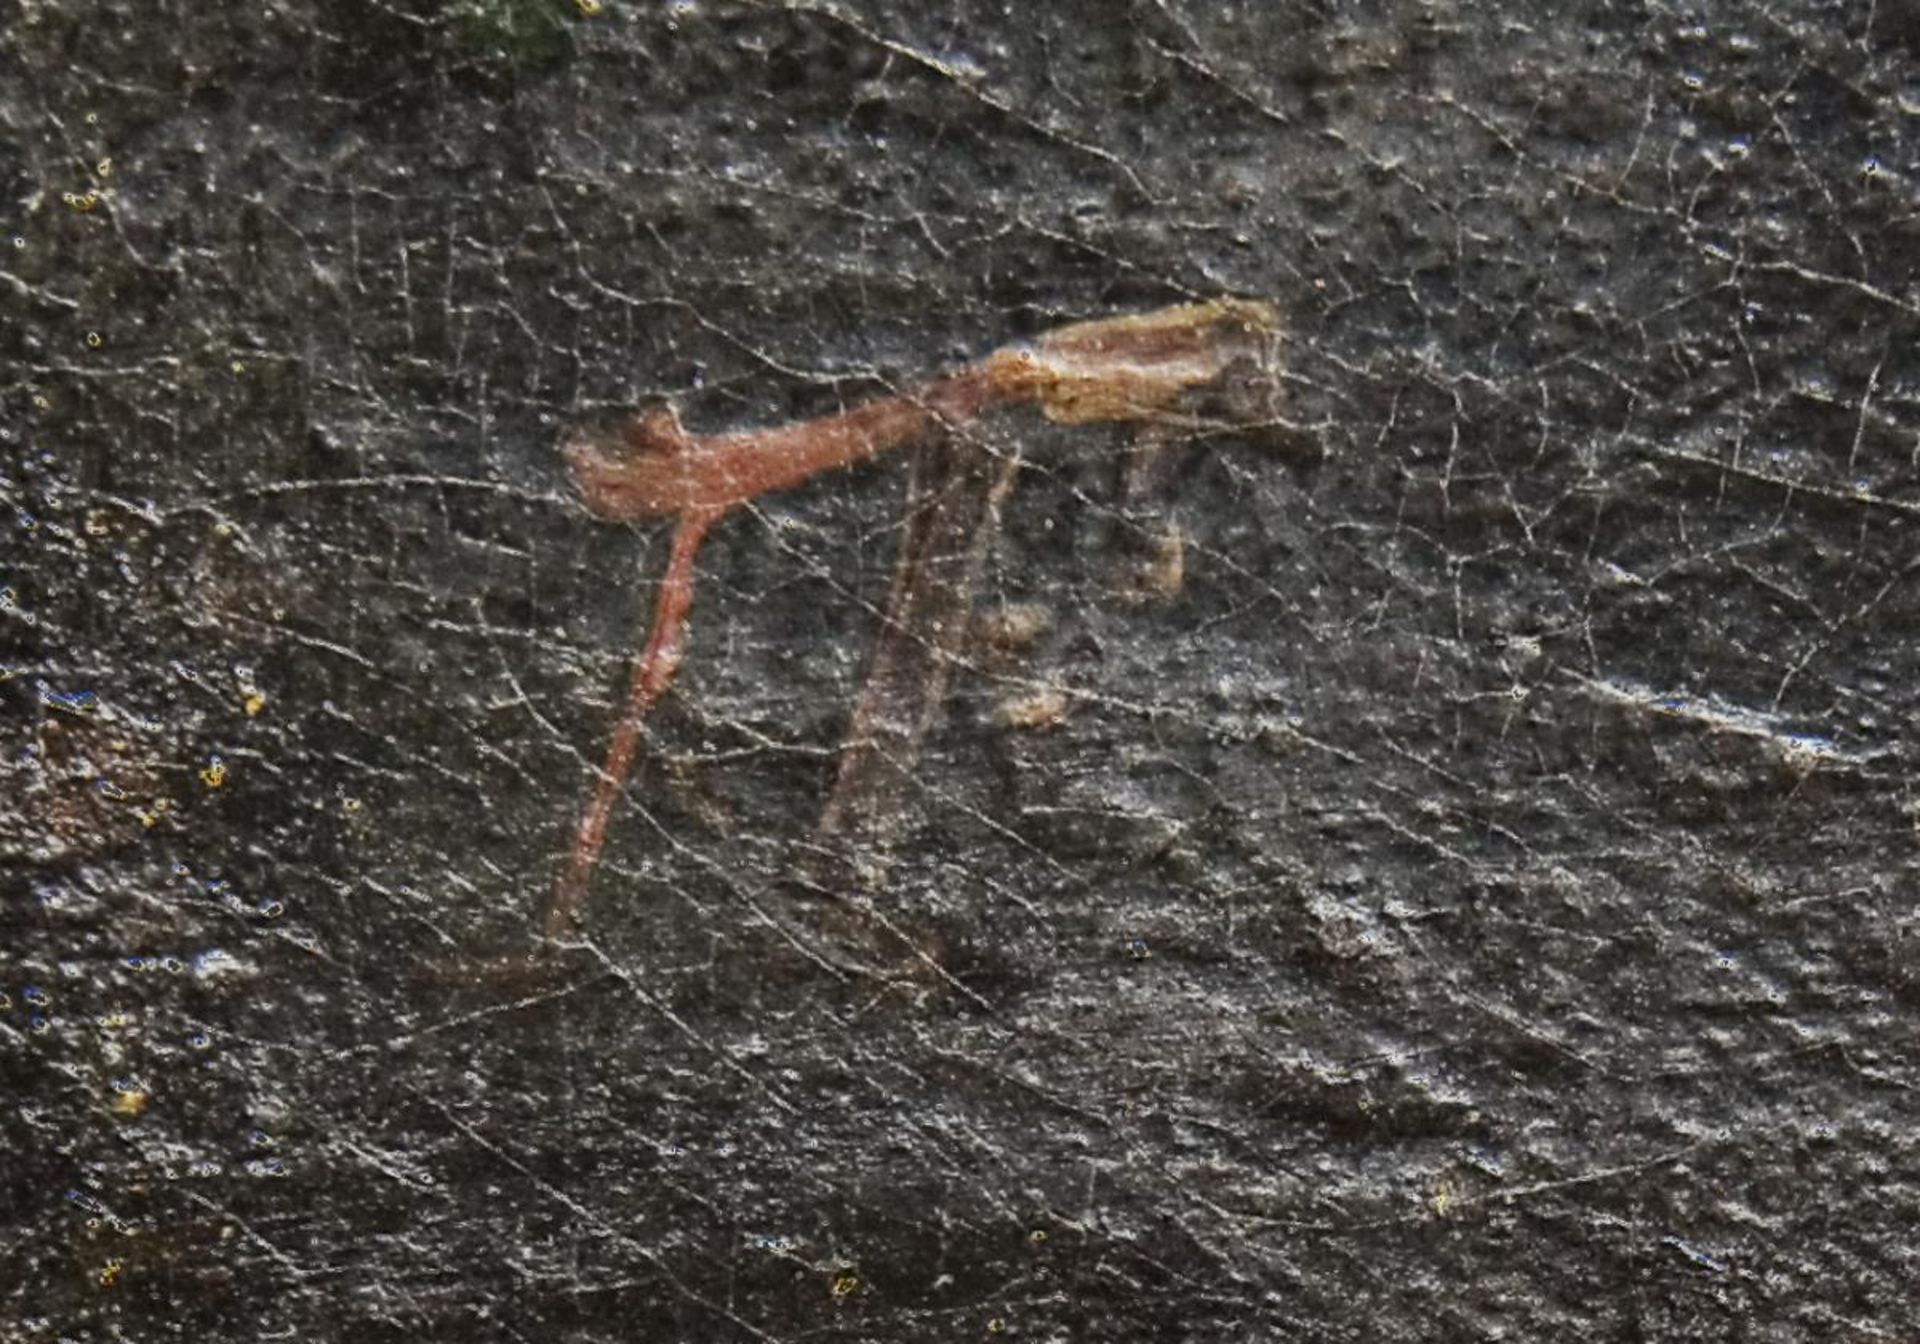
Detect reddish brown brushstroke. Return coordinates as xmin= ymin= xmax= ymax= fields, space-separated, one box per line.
xmin=550 ymin=299 xmax=1278 ymax=937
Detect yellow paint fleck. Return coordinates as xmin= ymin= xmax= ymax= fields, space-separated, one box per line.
xmin=32 ymin=394 xmax=51 ymax=410
xmin=1430 ymin=1176 xmax=1456 ymax=1218
xmin=976 ymin=601 xmax=1052 ymax=653
xmin=85 ymin=331 xmax=103 ymax=349
xmin=97 ymin=157 xmax=114 ymax=178
xmin=987 ymin=1319 xmax=1007 ymax=1334
xmin=342 ymin=797 xmax=363 ymax=814
xmin=243 ymin=691 xmax=267 ymax=716
xmin=575 ymin=0 xmax=602 ymax=13
xmin=830 ymin=1271 xmax=858 ymax=1299
xmin=1141 ymin=524 xmax=1187 ymax=600
xmin=997 ymin=688 xmax=1068 ymax=731
xmin=98 ymin=1258 xmax=123 ymax=1289
xmin=1028 ymin=1228 xmax=1048 ymax=1244
xmin=109 ymin=1088 xmax=149 ymax=1118
xmin=199 ymin=758 xmax=227 ymax=789
xmin=63 ymin=190 xmax=101 ymax=213
xmin=231 ymin=360 xmax=245 ymax=375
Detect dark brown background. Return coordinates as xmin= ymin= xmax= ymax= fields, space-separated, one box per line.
xmin=5 ymin=1 xmax=1917 ymax=1338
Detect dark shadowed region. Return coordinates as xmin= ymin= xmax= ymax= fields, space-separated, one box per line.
xmin=4 ymin=2 xmax=1918 ymax=1340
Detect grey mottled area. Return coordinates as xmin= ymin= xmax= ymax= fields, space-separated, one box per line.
xmin=5 ymin=1 xmax=1918 ymax=1338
